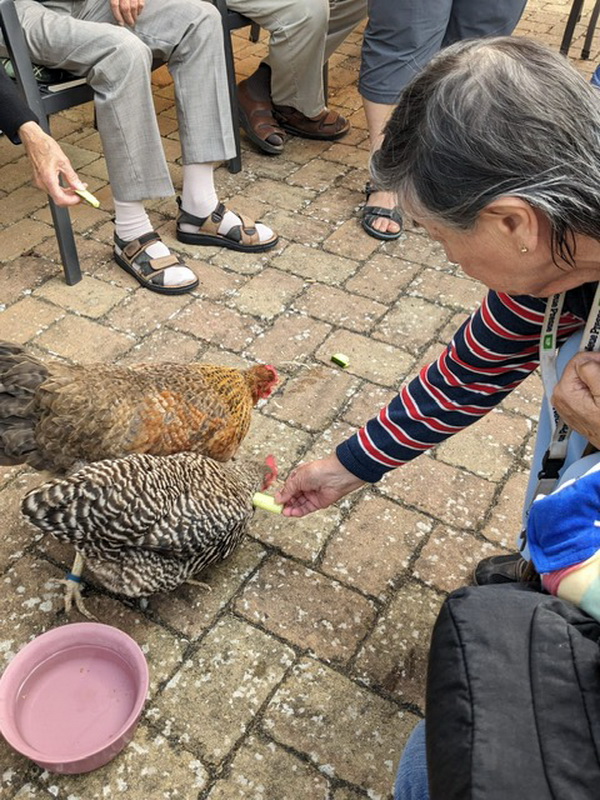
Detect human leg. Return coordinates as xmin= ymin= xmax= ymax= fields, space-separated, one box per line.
xmin=444 ymin=0 xmax=527 ymax=44
xmin=358 ymin=0 xmax=452 ymax=239
xmin=394 ymin=720 xmax=430 ymax=800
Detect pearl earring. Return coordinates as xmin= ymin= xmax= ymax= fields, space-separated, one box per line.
xmin=519 ymin=245 xmax=529 ymax=253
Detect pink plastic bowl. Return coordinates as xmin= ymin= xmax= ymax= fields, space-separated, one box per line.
xmin=0 ymin=622 xmax=149 ymax=774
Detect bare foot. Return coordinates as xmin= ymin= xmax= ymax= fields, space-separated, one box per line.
xmin=367 ymin=189 xmax=401 ymax=235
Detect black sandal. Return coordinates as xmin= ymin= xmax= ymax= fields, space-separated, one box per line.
xmin=114 ymin=231 xmax=199 ymax=295
xmin=361 ymin=182 xmax=403 ymax=241
xmin=176 ymin=198 xmax=278 ymax=253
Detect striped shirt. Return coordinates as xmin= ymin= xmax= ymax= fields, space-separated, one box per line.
xmin=336 ymin=284 xmax=597 ymax=483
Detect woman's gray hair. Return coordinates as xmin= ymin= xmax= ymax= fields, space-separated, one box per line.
xmin=372 ymin=37 xmax=600 ymax=265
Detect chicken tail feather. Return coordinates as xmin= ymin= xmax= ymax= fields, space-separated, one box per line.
xmin=0 ymin=342 xmax=48 ymax=466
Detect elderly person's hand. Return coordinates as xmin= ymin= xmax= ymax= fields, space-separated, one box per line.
xmin=552 ymin=352 xmax=600 ymax=449
xmin=110 ymin=0 xmax=145 ymax=26
xmin=19 ymin=121 xmax=85 ymax=207
xmin=275 ymin=454 xmax=366 ymax=518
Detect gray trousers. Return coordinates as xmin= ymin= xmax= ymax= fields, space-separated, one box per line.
xmin=359 ymin=0 xmax=528 ymax=104
xmin=226 ymin=0 xmax=367 ymax=117
xmin=14 ymin=0 xmax=236 ymax=200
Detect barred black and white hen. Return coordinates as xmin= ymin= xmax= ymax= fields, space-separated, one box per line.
xmin=21 ymin=451 xmax=277 ymax=618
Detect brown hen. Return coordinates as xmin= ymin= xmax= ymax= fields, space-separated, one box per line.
xmin=21 ymin=452 xmax=277 ymax=618
xmin=0 ymin=341 xmax=278 ymax=472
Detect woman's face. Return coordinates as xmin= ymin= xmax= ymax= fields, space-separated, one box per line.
xmin=411 ymin=213 xmax=564 ymax=297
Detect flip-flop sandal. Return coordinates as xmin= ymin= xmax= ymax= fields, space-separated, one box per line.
xmin=176 ymin=199 xmax=279 ymax=253
xmin=361 ymin=182 xmax=403 ymax=241
xmin=114 ymin=230 xmax=199 ymax=295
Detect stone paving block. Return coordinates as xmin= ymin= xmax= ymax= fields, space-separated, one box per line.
xmin=0 ymin=469 xmax=46 ymax=571
xmin=11 ymin=782 xmax=47 ymax=798
xmin=435 ymin=408 xmax=532 ymax=482
xmin=206 ymin=734 xmax=329 ymax=799
xmin=333 ymin=788 xmax=368 ymax=800
xmin=304 ymin=185 xmax=360 ymax=223
xmin=353 ymin=581 xmax=444 ymax=709
xmin=0 ymin=557 xmax=68 ymax=667
xmin=395 ymin=231 xmax=450 ymax=270
xmin=317 ymin=329 xmax=414 ymax=386
xmin=266 ymin=364 xmax=358 ymax=431
xmin=147 ymin=538 xmax=267 ymax=640
xmin=481 ymin=471 xmax=530 ymax=549
xmin=248 ymin=503 xmax=342 ymax=563
xmin=288 ymin=158 xmax=347 ymax=191
xmin=231 ymin=268 xmax=305 ymax=320
xmin=281 ymin=137 xmax=332 ymax=165
xmin=323 ymin=219 xmax=380 ymax=260
xmin=0 ymin=155 xmax=34 ymax=193
xmin=209 ymin=245 xmax=272 ymax=275
xmin=342 ymin=382 xmax=396 ymax=427
xmin=235 ymin=555 xmax=377 ymax=664
xmin=117 ymin=328 xmax=203 ymax=364
xmin=37 ymin=725 xmax=209 ymax=799
xmin=322 ymin=143 xmax=369 ymax=169
xmin=0 ymin=219 xmax=54 ymax=262
xmin=247 ymin=312 xmax=331 ymax=368
xmin=438 ymin=309 xmax=471 ymax=343
xmin=168 ymin=298 xmax=264 ymax=351
xmin=150 ymin=615 xmax=295 ymax=765
xmin=261 ymin=208 xmax=333 ymax=244
xmin=294 ymin=283 xmax=387 ymax=332
xmin=270 ymin=242 xmax=359 ymax=284
xmin=104 ymin=292 xmax=194 ymax=338
xmin=33 ymin=315 xmax=133 ymax=363
xmin=345 ymin=253 xmax=421 ymax=305
xmin=0 ymin=185 xmax=47 ymax=225
xmin=379 ymin=455 xmax=497 ymax=532
xmin=373 ymin=297 xmax=453 ymax=354
xmin=264 ymin=657 xmax=415 ymax=799
xmin=414 ymin=526 xmax=501 ymax=593
xmin=407 ymin=267 xmax=485 ymax=312
xmin=242 ymin=178 xmax=315 ymax=212
xmin=320 ymin=494 xmax=431 ymax=597
xmin=32 ymin=275 xmax=126 ymax=318
xmin=0 ymin=297 xmax=64 ymax=343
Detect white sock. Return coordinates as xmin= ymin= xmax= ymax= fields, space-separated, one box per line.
xmin=113 ymin=199 xmax=196 ymax=288
xmin=180 ymin=163 xmax=274 ymax=243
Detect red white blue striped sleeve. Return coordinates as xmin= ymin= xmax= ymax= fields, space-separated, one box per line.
xmin=336 ymin=291 xmax=584 ymax=482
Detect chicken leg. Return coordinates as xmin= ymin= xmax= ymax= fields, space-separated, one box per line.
xmin=60 ymin=552 xmax=96 ymax=620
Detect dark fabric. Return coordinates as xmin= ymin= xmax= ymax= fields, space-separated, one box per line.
xmin=426 ymin=584 xmax=600 ymax=800
xmin=0 ymin=65 xmax=37 ymax=142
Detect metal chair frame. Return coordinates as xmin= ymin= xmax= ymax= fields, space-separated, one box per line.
xmin=560 ymin=0 xmax=600 ymax=59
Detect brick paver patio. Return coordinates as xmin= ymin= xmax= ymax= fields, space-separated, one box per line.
xmin=0 ymin=2 xmax=595 ymax=797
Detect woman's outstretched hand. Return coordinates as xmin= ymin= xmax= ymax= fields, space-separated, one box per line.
xmin=275 ymin=454 xmax=366 ymax=518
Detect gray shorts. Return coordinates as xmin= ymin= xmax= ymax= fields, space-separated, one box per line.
xmin=359 ymin=0 xmax=527 ymax=104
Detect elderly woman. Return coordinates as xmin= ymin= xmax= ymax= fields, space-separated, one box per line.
xmin=276 ymin=35 xmax=600 ymax=799
xmin=277 ymin=36 xmax=600 ymax=566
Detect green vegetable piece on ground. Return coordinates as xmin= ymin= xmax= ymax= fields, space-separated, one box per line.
xmin=331 ymin=353 xmax=349 ymax=368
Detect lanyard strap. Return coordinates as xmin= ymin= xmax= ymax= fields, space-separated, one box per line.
xmin=535 ymin=283 xmax=600 ymax=497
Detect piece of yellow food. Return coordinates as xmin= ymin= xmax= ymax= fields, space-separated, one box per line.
xmin=252 ymin=492 xmax=283 ymax=514
xmin=74 ymin=188 xmax=100 ymax=208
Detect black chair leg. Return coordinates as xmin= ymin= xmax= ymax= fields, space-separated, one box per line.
xmin=561 ymin=0 xmax=585 ymax=55
xmin=582 ymin=0 xmax=600 ymax=58
xmin=49 ymin=201 xmax=82 ymax=285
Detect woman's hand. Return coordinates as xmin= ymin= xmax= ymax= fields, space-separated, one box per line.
xmin=110 ymin=0 xmax=145 ymax=26
xmin=275 ymin=454 xmax=366 ymax=518
xmin=19 ymin=121 xmax=85 ymax=207
xmin=552 ymin=352 xmax=600 ymax=449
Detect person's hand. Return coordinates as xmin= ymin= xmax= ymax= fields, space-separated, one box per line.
xmin=19 ymin=121 xmax=85 ymax=207
xmin=552 ymin=351 xmax=600 ymax=449
xmin=275 ymin=454 xmax=366 ymax=518
xmin=110 ymin=0 xmax=145 ymax=26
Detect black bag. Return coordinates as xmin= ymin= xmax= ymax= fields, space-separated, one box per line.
xmin=426 ymin=584 xmax=600 ymax=800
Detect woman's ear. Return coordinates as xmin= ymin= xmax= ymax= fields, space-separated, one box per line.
xmin=480 ymin=197 xmax=540 ymax=253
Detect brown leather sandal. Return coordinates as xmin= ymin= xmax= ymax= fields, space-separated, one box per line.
xmin=113 ymin=231 xmax=199 ymax=295
xmin=272 ymin=105 xmax=350 ymax=140
xmin=237 ymin=63 xmax=285 ymax=155
xmin=175 ymin=199 xmax=278 ymax=253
